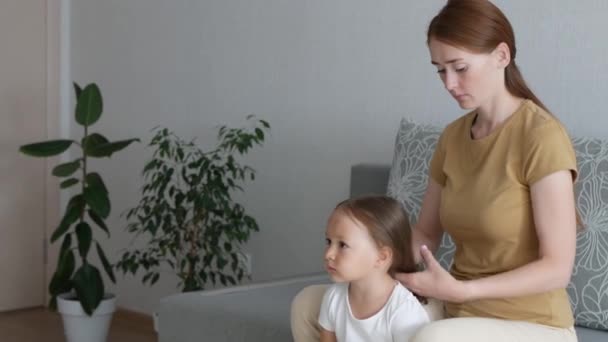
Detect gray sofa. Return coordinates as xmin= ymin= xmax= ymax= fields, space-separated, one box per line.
xmin=158 ymin=119 xmax=608 ymax=342
xmin=157 ymin=164 xmax=607 ymax=342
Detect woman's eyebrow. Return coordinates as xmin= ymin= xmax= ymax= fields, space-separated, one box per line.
xmin=431 ymin=58 xmax=464 ymax=65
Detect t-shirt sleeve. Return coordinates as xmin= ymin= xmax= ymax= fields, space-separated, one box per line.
xmin=429 ymin=131 xmax=447 ymax=186
xmin=523 ymin=121 xmax=578 ymax=185
xmin=318 ymin=285 xmax=337 ymax=332
xmin=390 ymin=300 xmax=430 ymax=341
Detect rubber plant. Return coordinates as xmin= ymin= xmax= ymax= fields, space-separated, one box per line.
xmin=19 ymin=82 xmax=139 ymax=315
xmin=115 ymin=115 xmax=270 ymax=292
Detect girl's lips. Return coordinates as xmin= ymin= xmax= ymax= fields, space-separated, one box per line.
xmin=326 ymin=265 xmax=336 ymax=273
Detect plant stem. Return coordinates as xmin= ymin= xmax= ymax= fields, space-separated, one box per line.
xmin=80 ymin=124 xmax=88 ymax=222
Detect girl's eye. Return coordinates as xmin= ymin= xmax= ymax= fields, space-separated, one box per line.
xmin=455 ymin=66 xmax=468 ymax=73
xmin=436 ymin=69 xmax=446 ymax=74
xmin=325 ymin=238 xmax=331 ymax=246
xmin=339 ymin=241 xmax=348 ymax=249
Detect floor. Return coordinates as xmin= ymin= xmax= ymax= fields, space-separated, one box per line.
xmin=0 ymin=307 xmax=157 ymax=342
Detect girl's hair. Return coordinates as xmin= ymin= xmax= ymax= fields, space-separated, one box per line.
xmin=335 ymin=195 xmax=416 ymax=277
xmin=427 ymin=0 xmax=548 ymax=113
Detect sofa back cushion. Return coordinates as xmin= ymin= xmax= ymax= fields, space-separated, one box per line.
xmin=387 ymin=118 xmax=608 ymax=330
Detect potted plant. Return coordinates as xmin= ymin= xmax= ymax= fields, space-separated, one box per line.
xmin=115 ymin=116 xmax=270 ymax=292
xmin=19 ymin=82 xmax=138 ymax=342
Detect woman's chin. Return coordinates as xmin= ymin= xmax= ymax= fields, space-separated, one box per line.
xmin=456 ymin=101 xmax=476 ymax=110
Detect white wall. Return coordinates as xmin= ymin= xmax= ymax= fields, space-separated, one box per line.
xmin=69 ymin=0 xmax=608 ymax=314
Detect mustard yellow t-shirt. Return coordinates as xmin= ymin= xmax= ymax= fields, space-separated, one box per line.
xmin=429 ymin=100 xmax=577 ymax=328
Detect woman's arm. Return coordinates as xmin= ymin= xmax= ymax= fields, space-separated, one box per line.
xmin=320 ymin=328 xmax=337 ymax=342
xmin=411 ymin=178 xmax=444 ymax=262
xmin=399 ymin=170 xmax=577 ymax=302
xmin=461 ymin=169 xmax=577 ymax=300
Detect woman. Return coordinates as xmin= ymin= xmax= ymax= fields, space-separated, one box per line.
xmin=291 ymin=1 xmax=579 ymax=341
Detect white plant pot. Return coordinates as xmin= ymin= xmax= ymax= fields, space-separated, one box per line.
xmin=57 ymin=293 xmax=117 ymax=342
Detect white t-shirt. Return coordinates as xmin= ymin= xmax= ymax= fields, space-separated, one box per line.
xmin=319 ymin=282 xmax=429 ymax=342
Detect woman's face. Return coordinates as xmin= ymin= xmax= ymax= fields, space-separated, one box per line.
xmin=428 ymin=38 xmax=503 ymax=110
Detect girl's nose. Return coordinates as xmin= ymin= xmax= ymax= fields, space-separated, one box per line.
xmin=324 ymin=246 xmax=335 ymax=261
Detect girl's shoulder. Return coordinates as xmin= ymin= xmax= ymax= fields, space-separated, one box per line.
xmin=386 ymin=283 xmax=428 ymax=317
xmin=323 ymin=282 xmax=348 ymax=302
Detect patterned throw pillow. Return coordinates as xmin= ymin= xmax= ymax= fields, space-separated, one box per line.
xmin=568 ymin=137 xmax=608 ymax=330
xmin=386 ymin=118 xmax=455 ymax=268
xmin=386 ymin=118 xmax=608 ymax=330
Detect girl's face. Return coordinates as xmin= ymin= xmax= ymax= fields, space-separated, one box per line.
xmin=324 ymin=211 xmax=386 ymax=283
xmin=428 ymin=38 xmax=504 ymax=110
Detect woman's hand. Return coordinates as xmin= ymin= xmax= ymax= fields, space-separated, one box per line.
xmin=396 ymin=245 xmax=470 ymax=303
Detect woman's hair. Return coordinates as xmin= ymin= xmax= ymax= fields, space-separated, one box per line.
xmin=427 ymin=0 xmax=548 ymax=113
xmin=335 ymin=195 xmax=416 ymax=276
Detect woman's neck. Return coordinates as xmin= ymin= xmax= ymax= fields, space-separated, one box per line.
xmin=472 ymin=91 xmax=525 ymax=139
xmin=348 ymin=273 xmax=396 ymax=319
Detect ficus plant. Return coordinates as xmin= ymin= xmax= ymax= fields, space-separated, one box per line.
xmin=19 ymin=82 xmax=139 ymax=315
xmin=115 ymin=116 xmax=270 ymax=292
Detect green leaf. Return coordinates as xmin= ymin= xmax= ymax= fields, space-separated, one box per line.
xmin=75 ymin=83 xmax=103 ymax=126
xmin=75 ymin=222 xmax=92 ymax=259
xmin=216 ymin=256 xmax=228 ymax=269
xmin=255 ymin=128 xmax=264 ymax=140
xmin=96 ymin=243 xmax=116 ymax=283
xmin=142 ymin=272 xmax=152 ymax=284
xmin=84 ymin=185 xmax=111 ymax=219
xmin=52 ymin=160 xmax=80 ymax=177
xmin=151 ymin=273 xmax=160 ymax=286
xmin=88 ymin=210 xmax=109 ymax=236
xmin=60 ymin=178 xmax=79 ymax=189
xmin=85 ymin=172 xmax=108 ymax=194
xmin=82 ymin=133 xmax=109 ymax=154
xmin=260 ymin=120 xmax=270 ymax=128
xmin=72 ymin=263 xmax=104 ymax=315
xmin=88 ymin=138 xmax=140 ymax=158
xmin=142 ymin=159 xmax=158 ymax=175
xmin=73 ymin=82 xmax=82 ymax=98
xmin=19 ymin=140 xmax=73 ymax=157
xmin=51 ymin=195 xmax=85 ymax=242
xmin=49 ymin=248 xmax=74 ymax=297
xmin=58 ymin=234 xmax=73 ymax=261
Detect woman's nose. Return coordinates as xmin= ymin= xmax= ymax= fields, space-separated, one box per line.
xmin=443 ymin=71 xmax=457 ymax=91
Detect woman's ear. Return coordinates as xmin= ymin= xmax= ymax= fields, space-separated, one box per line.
xmin=493 ymin=42 xmax=511 ymax=69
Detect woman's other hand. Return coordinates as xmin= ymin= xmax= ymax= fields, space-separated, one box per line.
xmin=396 ymin=245 xmax=470 ymax=303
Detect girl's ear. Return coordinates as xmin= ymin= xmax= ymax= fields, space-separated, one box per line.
xmin=376 ymin=246 xmax=393 ymax=269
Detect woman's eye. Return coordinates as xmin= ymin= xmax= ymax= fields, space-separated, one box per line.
xmin=325 ymin=238 xmax=331 ymax=245
xmin=456 ymin=66 xmax=467 ymax=73
xmin=436 ymin=69 xmax=446 ymax=74
xmin=339 ymin=242 xmax=348 ymax=249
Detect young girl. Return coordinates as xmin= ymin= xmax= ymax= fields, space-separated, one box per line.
xmin=319 ymin=195 xmax=429 ymax=342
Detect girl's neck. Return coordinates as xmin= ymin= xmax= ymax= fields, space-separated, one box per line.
xmin=348 ymin=273 xmax=396 ymax=319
